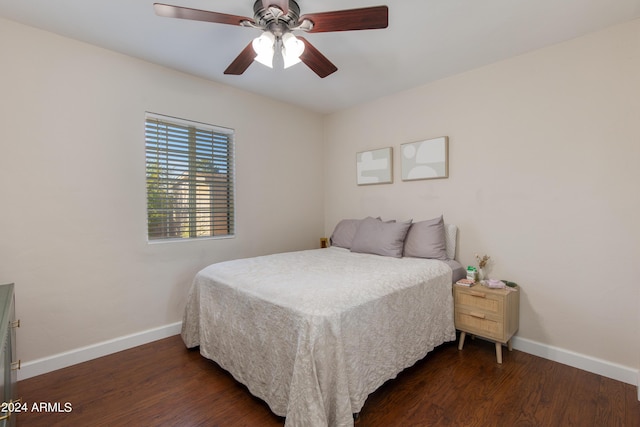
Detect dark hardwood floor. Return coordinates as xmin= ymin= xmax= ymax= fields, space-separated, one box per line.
xmin=17 ymin=334 xmax=640 ymax=426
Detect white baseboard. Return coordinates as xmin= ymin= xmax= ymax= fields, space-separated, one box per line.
xmin=511 ymin=336 xmax=639 ymax=388
xmin=18 ymin=322 xmax=182 ymax=381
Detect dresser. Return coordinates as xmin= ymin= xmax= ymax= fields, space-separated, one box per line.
xmin=0 ymin=284 xmax=18 ymax=427
xmin=454 ymin=283 xmax=519 ymax=363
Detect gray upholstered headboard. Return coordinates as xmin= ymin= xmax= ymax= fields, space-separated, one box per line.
xmin=445 ymin=223 xmax=457 ymax=260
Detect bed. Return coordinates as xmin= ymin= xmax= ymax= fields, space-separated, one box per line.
xmin=181 ymin=216 xmax=464 ymax=427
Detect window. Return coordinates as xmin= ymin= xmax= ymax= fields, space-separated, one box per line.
xmin=145 ymin=113 xmax=235 ymax=241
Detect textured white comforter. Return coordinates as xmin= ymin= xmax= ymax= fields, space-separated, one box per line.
xmin=181 ymin=247 xmax=456 ymax=427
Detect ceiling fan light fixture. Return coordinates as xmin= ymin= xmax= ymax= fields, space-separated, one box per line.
xmin=282 ymin=32 xmax=305 ymax=69
xmin=155 ymin=2 xmax=389 ymax=77
xmin=252 ymin=31 xmax=276 ymax=68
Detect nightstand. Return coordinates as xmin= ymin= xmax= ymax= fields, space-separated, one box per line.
xmin=454 ymin=283 xmax=520 ymax=363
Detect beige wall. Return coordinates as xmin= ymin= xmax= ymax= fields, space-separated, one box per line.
xmin=0 ymin=18 xmax=324 ymax=363
xmin=323 ymin=19 xmax=640 ymax=369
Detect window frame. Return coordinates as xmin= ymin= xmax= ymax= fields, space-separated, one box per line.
xmin=144 ymin=112 xmax=236 ymax=243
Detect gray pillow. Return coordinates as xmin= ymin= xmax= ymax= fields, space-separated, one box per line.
xmin=403 ymin=215 xmax=448 ymax=260
xmin=350 ymin=217 xmax=412 ymax=258
xmin=330 ymin=218 xmax=364 ymax=249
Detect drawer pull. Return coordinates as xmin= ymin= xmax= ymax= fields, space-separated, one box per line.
xmin=470 ymin=291 xmax=486 ymax=298
xmin=470 ymin=311 xmax=486 ymax=319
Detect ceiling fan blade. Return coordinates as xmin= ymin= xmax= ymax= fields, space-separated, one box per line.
xmin=300 ymin=6 xmax=388 ymax=33
xmin=297 ymin=37 xmax=337 ymax=78
xmin=154 ymin=3 xmax=253 ymax=26
xmin=224 ymin=42 xmax=258 ymax=75
xmin=262 ymin=0 xmax=289 ymax=15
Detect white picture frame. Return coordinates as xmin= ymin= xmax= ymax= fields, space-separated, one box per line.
xmin=401 ymin=136 xmax=449 ymax=181
xmin=356 ymin=147 xmax=393 ymax=185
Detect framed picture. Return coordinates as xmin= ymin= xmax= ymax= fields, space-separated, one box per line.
xmin=356 ymin=147 xmax=393 ymax=185
xmin=401 ymin=136 xmax=449 ymax=181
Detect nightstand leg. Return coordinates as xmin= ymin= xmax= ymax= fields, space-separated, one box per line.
xmin=458 ymin=332 xmax=466 ymax=350
xmin=495 ymin=342 xmax=502 ymax=364
xmin=508 ymin=340 xmax=513 ymax=351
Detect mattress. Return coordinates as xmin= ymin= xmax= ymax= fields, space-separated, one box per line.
xmin=181 ymin=247 xmax=457 ymax=426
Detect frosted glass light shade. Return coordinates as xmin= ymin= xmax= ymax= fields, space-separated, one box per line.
xmin=252 ymin=32 xmax=276 ymax=68
xmin=282 ymin=33 xmax=305 ymax=69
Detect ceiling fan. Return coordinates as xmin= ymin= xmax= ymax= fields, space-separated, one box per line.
xmin=154 ymin=1 xmax=389 ymax=78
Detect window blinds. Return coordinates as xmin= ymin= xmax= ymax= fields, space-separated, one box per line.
xmin=145 ymin=113 xmax=235 ymax=241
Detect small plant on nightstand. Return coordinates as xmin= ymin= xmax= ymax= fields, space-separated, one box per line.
xmin=475 ymin=253 xmax=490 ymax=280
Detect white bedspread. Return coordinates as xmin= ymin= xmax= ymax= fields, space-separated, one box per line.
xmin=181 ymin=247 xmax=456 ymax=427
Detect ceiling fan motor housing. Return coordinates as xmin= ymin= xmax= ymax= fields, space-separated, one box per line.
xmin=253 ymin=0 xmax=300 ymax=34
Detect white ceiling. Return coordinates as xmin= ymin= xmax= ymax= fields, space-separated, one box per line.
xmin=1 ymin=0 xmax=639 ymax=114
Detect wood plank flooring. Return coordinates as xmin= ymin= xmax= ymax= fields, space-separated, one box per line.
xmin=17 ymin=334 xmax=640 ymax=426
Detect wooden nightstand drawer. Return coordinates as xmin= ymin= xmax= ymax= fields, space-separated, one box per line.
xmin=455 ymin=289 xmax=503 ymax=316
xmin=455 ymin=310 xmax=504 ymax=342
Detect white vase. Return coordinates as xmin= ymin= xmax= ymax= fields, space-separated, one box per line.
xmin=478 ymin=268 xmax=485 ymax=281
